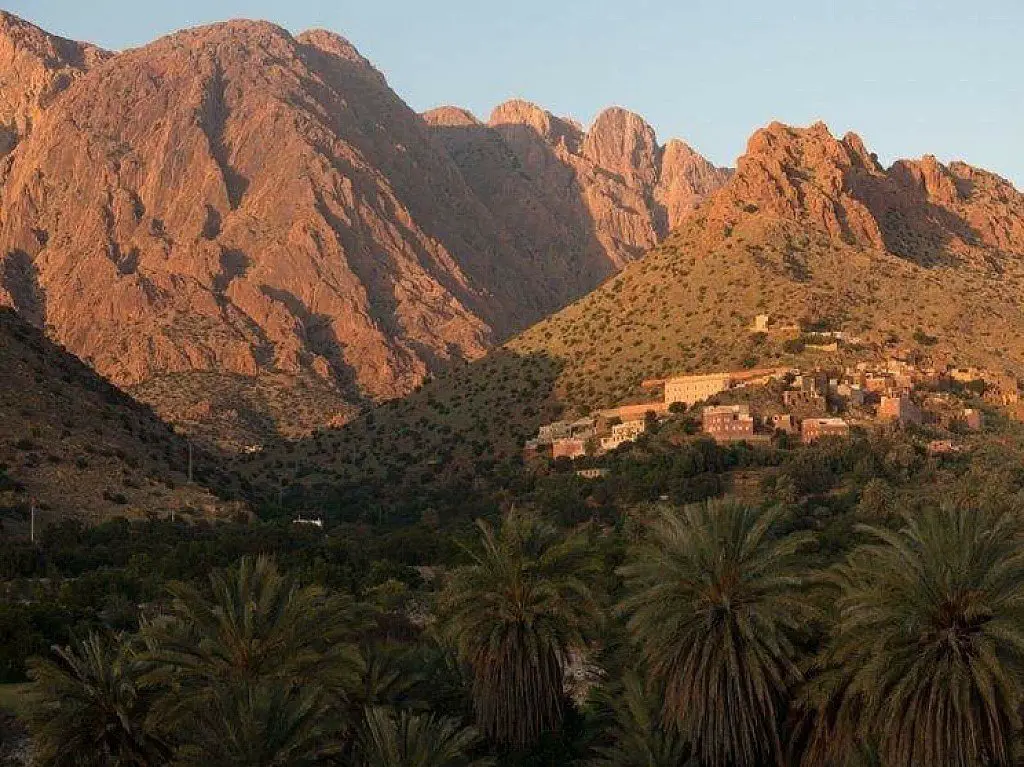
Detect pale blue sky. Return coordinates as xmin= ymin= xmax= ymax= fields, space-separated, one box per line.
xmin=9 ymin=0 xmax=1023 ymax=187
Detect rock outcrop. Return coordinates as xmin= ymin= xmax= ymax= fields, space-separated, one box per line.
xmin=0 ymin=11 xmax=109 ymax=156
xmin=0 ymin=18 xmax=621 ymax=439
xmin=427 ymin=100 xmax=731 ymax=272
xmin=699 ymin=120 xmax=1024 ymax=265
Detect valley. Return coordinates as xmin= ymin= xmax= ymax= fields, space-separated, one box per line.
xmin=2 ymin=7 xmax=1024 ymax=767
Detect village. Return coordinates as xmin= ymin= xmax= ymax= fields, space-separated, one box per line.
xmin=523 ymin=314 xmax=1015 ymax=465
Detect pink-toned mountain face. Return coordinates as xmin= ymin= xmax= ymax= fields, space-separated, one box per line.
xmin=2 ymin=18 xmax=658 ymax=439
xmin=697 ymin=121 xmax=1024 ymax=265
xmin=0 ymin=11 xmax=109 ymax=156
xmin=426 ymin=100 xmax=731 ymax=273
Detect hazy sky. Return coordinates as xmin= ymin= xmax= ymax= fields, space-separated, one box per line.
xmin=9 ymin=0 xmax=1024 ymax=187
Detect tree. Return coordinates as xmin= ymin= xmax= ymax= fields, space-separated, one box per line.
xmin=142 ymin=555 xmax=364 ymax=755
xmin=617 ymin=501 xmax=815 ymax=767
xmin=801 ymin=507 xmax=1024 ymax=767
xmin=144 ymin=554 xmax=363 ymax=692
xmin=358 ymin=706 xmax=492 ymax=767
xmin=25 ymin=632 xmax=170 ymax=767
xmin=588 ymin=670 xmax=693 ymax=767
xmin=439 ymin=510 xmax=600 ymax=747
xmin=171 ymin=680 xmax=342 ymax=766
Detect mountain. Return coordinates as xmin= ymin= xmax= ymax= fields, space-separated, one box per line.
xmin=0 ymin=15 xmax=725 ymax=446
xmin=425 ymin=101 xmax=730 ymax=272
xmin=251 ymin=120 xmax=1024 ymax=494
xmin=0 ymin=308 xmax=246 ymax=527
xmin=0 ymin=11 xmax=109 ymax=157
xmin=510 ymin=121 xmax=1024 ymax=408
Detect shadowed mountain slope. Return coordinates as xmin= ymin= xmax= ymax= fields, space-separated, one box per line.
xmin=0 ymin=308 xmax=246 ymax=526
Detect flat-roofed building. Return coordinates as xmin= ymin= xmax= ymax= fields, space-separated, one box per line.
xmin=963 ymin=408 xmax=984 ymax=430
xmin=664 ymin=373 xmax=733 ymax=407
xmin=552 ymin=438 xmax=587 ymax=460
xmin=878 ymin=395 xmax=922 ymax=426
xmin=801 ymin=417 xmax=850 ymax=443
xmin=702 ymin=404 xmax=755 ymax=442
xmin=537 ymin=421 xmax=572 ymax=443
xmin=522 ymin=439 xmax=552 ymax=462
xmin=600 ymin=402 xmax=668 ymax=421
xmin=600 ymin=419 xmax=646 ymax=452
xmin=769 ymin=413 xmax=797 ymax=434
xmin=927 ymin=439 xmax=960 ymax=455
xmin=569 ymin=417 xmax=598 ymax=440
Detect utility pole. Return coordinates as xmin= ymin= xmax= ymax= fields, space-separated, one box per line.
xmin=29 ymin=497 xmax=36 ymax=544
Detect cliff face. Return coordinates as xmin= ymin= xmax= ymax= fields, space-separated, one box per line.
xmin=479 ymin=100 xmax=730 ymax=268
xmin=0 ymin=20 xmax=571 ymax=437
xmin=0 ymin=13 xmax=728 ymax=442
xmin=0 ymin=11 xmax=109 ymax=156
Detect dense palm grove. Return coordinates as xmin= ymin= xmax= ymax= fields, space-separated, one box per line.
xmin=6 ymin=419 xmax=1024 ymax=765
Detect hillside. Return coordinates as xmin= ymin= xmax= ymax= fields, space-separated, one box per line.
xmin=510 ymin=121 xmax=1024 ymax=409
xmin=247 ymin=121 xmax=1024 ymax=497
xmin=0 ymin=13 xmax=724 ymax=446
xmin=0 ymin=308 xmax=246 ymax=528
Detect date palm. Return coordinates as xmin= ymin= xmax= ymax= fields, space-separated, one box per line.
xmin=358 ymin=706 xmax=492 ymax=766
xmin=439 ymin=510 xmax=600 ymax=747
xmin=802 ymin=506 xmax=1024 ymax=767
xmin=588 ymin=670 xmax=694 ymax=767
xmin=142 ymin=555 xmax=364 ymax=754
xmin=170 ymin=680 xmax=342 ymax=766
xmin=617 ymin=501 xmax=815 ymax=767
xmin=25 ymin=632 xmax=170 ymax=767
xmin=144 ymin=554 xmax=363 ymax=690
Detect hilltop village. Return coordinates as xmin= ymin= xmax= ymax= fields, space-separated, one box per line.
xmin=524 ymin=315 xmax=1016 ymax=464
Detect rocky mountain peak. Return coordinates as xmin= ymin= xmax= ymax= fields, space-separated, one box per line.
xmin=889 ymin=154 xmax=963 ymax=207
xmin=696 ymin=119 xmax=1024 ymax=268
xmin=422 ymin=105 xmax=480 ymax=127
xmin=717 ymin=121 xmax=884 ymax=248
xmin=582 ymin=106 xmax=659 ymax=186
xmin=0 ymin=11 xmax=109 ymax=154
xmin=0 ymin=16 xmax=548 ymax=435
xmin=488 ymin=98 xmax=583 ymax=153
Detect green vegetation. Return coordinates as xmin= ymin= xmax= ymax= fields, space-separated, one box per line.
xmin=7 ymin=413 xmax=1024 ymax=764
xmin=440 ymin=511 xmax=599 ymax=747
xmin=619 ymin=502 xmax=815 ymax=766
xmin=0 ymin=683 xmax=30 ymax=718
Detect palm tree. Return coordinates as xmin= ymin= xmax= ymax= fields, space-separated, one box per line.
xmin=439 ymin=510 xmax=600 ymax=747
xmin=588 ymin=670 xmax=693 ymax=767
xmin=617 ymin=500 xmax=815 ymax=767
xmin=144 ymin=554 xmax=363 ymax=690
xmin=358 ymin=706 xmax=492 ymax=766
xmin=142 ymin=555 xmax=364 ymax=755
xmin=170 ymin=680 xmax=343 ymax=766
xmin=25 ymin=632 xmax=171 ymax=767
xmin=801 ymin=506 xmax=1024 ymax=767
